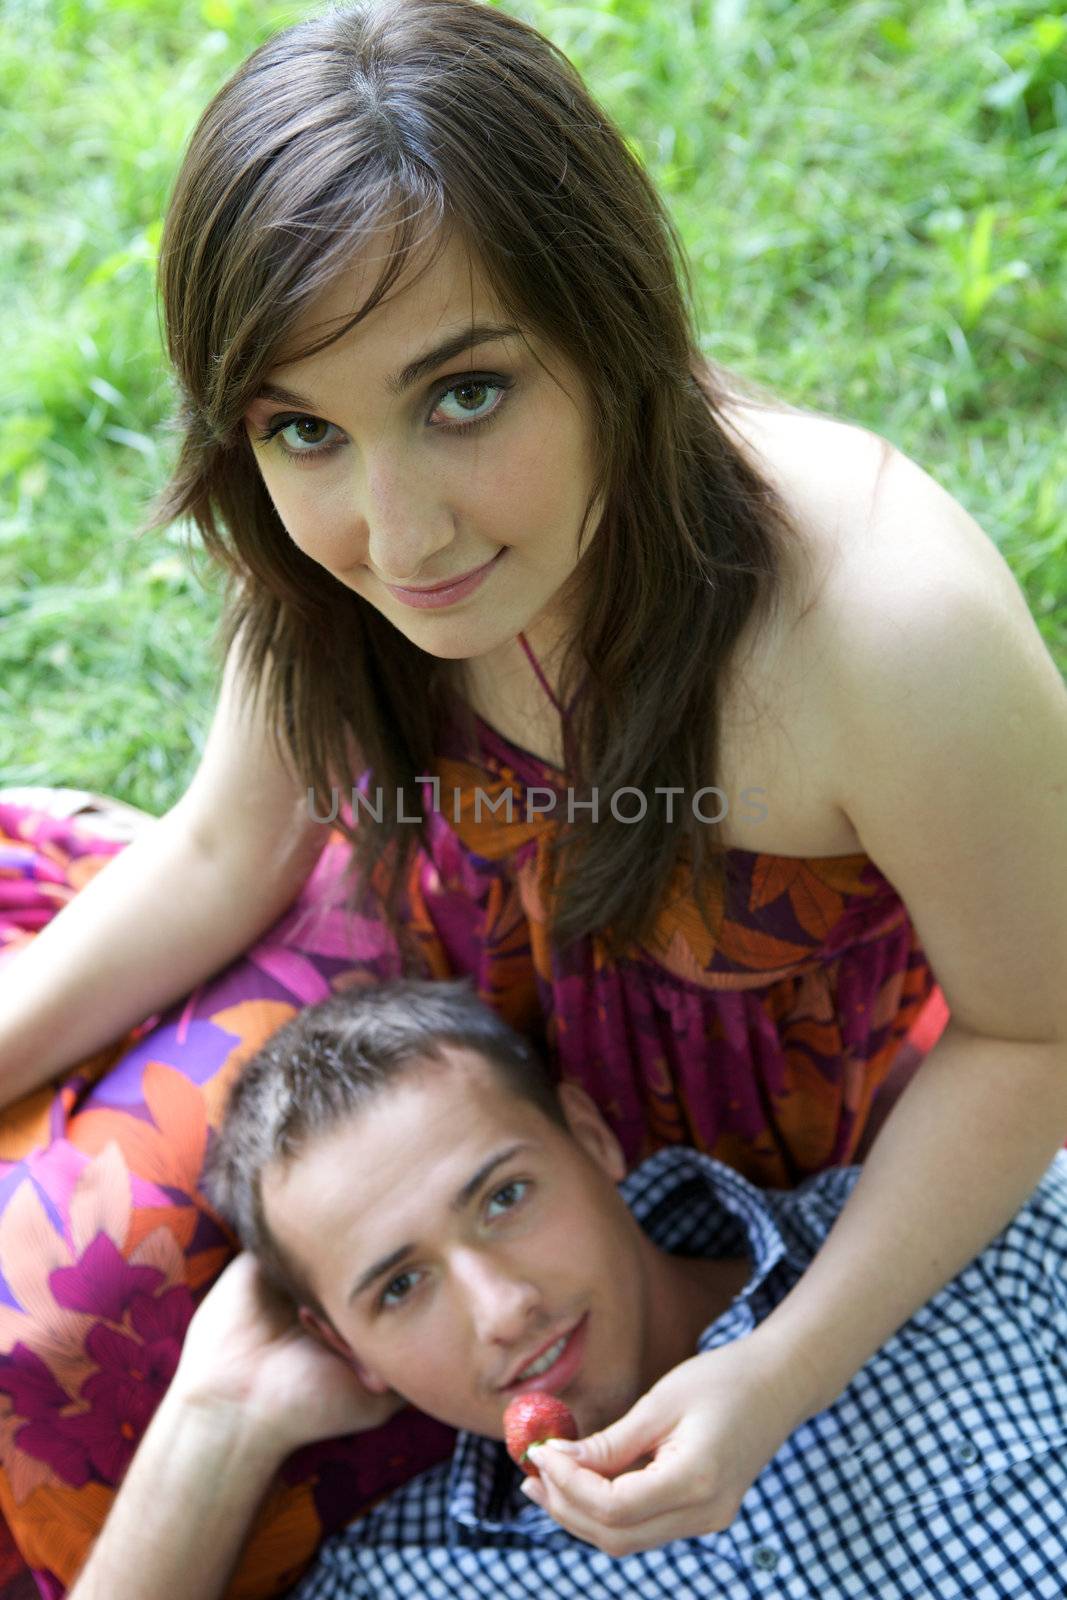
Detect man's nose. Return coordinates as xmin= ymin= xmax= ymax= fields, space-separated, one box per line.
xmin=360 ymin=453 xmax=456 ymax=584
xmin=451 ymin=1250 xmax=542 ymax=1345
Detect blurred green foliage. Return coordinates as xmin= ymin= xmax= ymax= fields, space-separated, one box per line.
xmin=1 ymin=0 xmax=1064 ymax=810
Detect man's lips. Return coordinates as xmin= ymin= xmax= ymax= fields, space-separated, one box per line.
xmin=498 ymin=1314 xmax=586 ymax=1391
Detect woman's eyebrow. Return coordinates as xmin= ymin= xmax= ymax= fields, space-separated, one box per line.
xmin=254 ymin=321 xmax=522 ymax=412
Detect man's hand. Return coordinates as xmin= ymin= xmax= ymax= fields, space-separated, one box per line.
xmin=174 ymin=1252 xmax=405 ymax=1456
xmin=520 ymin=1333 xmax=804 ymax=1555
xmin=69 ymin=1255 xmax=403 ymax=1600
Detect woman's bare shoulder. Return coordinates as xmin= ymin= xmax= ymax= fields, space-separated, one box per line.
xmin=721 ymin=396 xmax=889 ymax=597
xmin=716 ymin=394 xmax=893 ymax=699
xmin=719 ymin=393 xmax=1025 ymax=642
xmin=710 ymin=393 xmax=1038 ymax=853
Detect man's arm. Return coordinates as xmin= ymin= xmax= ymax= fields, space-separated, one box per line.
xmin=68 ymin=1388 xmax=285 ymax=1600
xmin=67 ymin=1252 xmax=404 ymax=1600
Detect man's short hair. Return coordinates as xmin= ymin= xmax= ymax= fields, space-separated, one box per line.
xmin=204 ymin=977 xmax=565 ymax=1319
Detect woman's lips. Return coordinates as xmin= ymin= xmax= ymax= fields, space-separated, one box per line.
xmin=383 ymin=548 xmax=506 ymax=609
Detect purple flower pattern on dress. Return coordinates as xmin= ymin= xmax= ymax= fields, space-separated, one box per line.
xmin=0 ymin=764 xmax=951 ymax=1596
xmin=50 ymin=1236 xmax=163 ymax=1323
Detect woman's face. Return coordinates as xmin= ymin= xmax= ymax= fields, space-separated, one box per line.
xmin=243 ymin=229 xmax=605 ymax=663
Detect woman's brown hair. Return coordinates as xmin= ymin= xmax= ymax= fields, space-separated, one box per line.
xmin=144 ymin=0 xmax=805 ymax=960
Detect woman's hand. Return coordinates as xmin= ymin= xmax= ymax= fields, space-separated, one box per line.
xmin=172 ymin=1252 xmax=406 ymax=1457
xmin=521 ymin=1333 xmax=805 ymax=1555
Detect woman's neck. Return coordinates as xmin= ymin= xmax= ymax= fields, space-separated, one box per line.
xmin=459 ymin=613 xmax=573 ymax=721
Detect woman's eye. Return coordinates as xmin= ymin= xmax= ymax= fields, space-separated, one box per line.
xmin=380 ymin=1269 xmax=420 ymax=1310
xmin=252 ymin=372 xmax=513 ymax=464
xmin=252 ymin=416 xmax=340 ymax=460
xmin=432 ymin=376 xmax=511 ymax=430
xmin=485 ymin=1178 xmax=530 ymax=1219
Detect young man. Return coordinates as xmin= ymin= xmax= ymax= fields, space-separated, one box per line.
xmin=70 ymin=979 xmax=1067 ymax=1600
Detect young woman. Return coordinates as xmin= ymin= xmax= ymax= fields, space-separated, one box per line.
xmin=0 ymin=0 xmax=1064 ymax=1593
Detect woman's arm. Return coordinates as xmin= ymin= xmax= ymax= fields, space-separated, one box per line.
xmin=759 ymin=1026 xmax=1067 ymax=1423
xmin=521 ymin=444 xmax=1067 ymax=1551
xmin=739 ymin=442 xmax=1067 ymax=1417
xmin=0 ymin=633 xmax=327 ymax=1103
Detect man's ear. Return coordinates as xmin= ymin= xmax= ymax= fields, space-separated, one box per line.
xmin=555 ymin=1082 xmax=627 ymax=1183
xmin=296 ymin=1305 xmax=392 ymax=1395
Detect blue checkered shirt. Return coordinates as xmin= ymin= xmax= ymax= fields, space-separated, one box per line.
xmin=287 ymin=1146 xmax=1067 ymax=1599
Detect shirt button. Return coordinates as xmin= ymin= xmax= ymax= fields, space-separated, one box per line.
xmin=752 ymin=1545 xmax=779 ymax=1571
xmin=952 ymin=1439 xmax=979 ymax=1467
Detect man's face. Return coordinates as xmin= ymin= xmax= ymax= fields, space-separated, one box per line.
xmin=260 ymin=1049 xmax=653 ymax=1441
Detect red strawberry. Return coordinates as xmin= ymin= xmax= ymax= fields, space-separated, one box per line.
xmin=503 ymin=1391 xmax=578 ymax=1478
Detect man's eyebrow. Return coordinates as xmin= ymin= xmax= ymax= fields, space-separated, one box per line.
xmin=253 ymin=321 xmax=522 ymax=412
xmin=345 ymin=1139 xmax=536 ymax=1306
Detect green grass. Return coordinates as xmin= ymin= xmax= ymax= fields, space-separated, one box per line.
xmin=2 ymin=0 xmax=1065 ymax=813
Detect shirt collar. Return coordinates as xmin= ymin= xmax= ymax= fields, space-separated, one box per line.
xmin=446 ymin=1146 xmax=790 ymax=1538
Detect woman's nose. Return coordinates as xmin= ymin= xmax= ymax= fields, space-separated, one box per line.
xmin=361 ymin=455 xmax=456 ymax=584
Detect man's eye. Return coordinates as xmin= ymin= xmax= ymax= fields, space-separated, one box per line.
xmin=380 ymin=1269 xmax=419 ymax=1309
xmin=485 ymin=1179 xmax=530 ymax=1219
